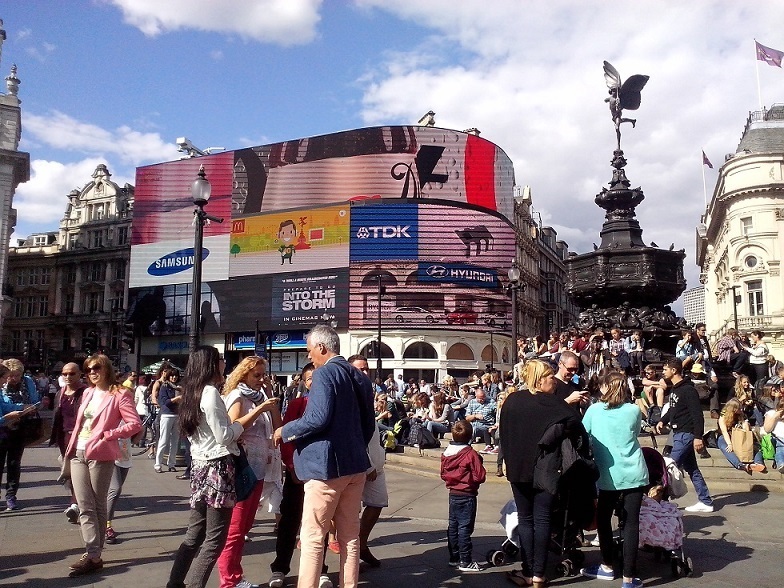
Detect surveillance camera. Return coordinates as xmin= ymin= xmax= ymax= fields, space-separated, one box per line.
xmin=176 ymin=137 xmax=195 ymax=152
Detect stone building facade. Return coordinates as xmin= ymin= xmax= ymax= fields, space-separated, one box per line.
xmin=3 ymin=165 xmax=133 ymax=371
xmin=0 ymin=21 xmax=31 ymax=340
xmin=697 ymin=104 xmax=784 ymax=354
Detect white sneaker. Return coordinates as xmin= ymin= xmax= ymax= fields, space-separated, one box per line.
xmin=234 ymin=580 xmax=259 ymax=588
xmin=684 ymin=501 xmax=714 ymax=513
xmin=268 ymin=572 xmax=285 ymax=588
xmin=318 ymin=575 xmax=333 ymax=588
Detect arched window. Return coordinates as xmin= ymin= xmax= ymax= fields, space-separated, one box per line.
xmin=405 ymin=271 xmax=418 ymax=285
xmin=361 ymin=270 xmax=397 ymax=288
xmin=403 ymin=341 xmax=438 ymax=359
xmin=480 ymin=345 xmax=498 ymax=362
xmin=446 ymin=343 xmax=475 ymax=361
xmin=359 ymin=342 xmax=394 ymax=359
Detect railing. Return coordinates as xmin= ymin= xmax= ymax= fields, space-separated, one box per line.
xmin=737 ymin=315 xmax=774 ymax=329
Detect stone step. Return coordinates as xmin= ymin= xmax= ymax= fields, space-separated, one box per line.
xmin=385 ymin=431 xmax=784 ymax=493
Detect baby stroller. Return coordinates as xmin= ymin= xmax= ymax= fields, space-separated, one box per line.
xmin=486 ymin=487 xmax=588 ymax=577
xmin=614 ymin=447 xmax=692 ymax=578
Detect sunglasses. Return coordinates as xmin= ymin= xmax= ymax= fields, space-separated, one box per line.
xmin=86 ymin=365 xmax=103 ymax=373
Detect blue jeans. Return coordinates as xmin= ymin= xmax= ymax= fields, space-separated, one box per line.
xmin=427 ymin=421 xmax=450 ymax=437
xmin=473 ymin=423 xmax=492 ymax=445
xmin=717 ymin=435 xmax=764 ymax=469
xmin=772 ymin=435 xmax=784 ymax=467
xmin=670 ymin=432 xmax=712 ymax=506
xmin=447 ymin=494 xmax=477 ymax=565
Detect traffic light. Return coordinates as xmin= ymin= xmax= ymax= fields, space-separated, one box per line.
xmin=22 ymin=339 xmax=29 ymax=358
xmin=122 ymin=322 xmax=136 ymax=353
xmin=83 ymin=330 xmax=99 ymax=355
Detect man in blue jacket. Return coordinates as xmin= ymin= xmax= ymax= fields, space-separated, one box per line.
xmin=274 ymin=325 xmax=375 ymax=588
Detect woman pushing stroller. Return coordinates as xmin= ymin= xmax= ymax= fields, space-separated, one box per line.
xmin=580 ymin=371 xmax=648 ymax=588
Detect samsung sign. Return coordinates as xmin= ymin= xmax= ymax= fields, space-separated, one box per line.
xmin=147 ymin=247 xmax=210 ymax=276
xmin=417 ymin=262 xmax=497 ymax=288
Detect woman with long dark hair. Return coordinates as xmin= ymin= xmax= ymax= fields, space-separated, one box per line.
xmin=167 ymin=347 xmax=269 ymax=588
xmin=153 ymin=363 xmax=181 ymax=473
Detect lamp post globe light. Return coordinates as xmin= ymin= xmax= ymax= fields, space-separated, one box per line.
xmin=507 ymin=261 xmax=523 ymax=363
xmin=189 ymin=165 xmax=212 ymax=354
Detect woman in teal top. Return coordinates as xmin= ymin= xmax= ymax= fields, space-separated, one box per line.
xmin=580 ymin=371 xmax=648 ymax=588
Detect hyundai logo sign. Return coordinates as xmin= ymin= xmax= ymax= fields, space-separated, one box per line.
xmin=426 ymin=265 xmax=448 ymax=278
xmin=147 ymin=247 xmax=210 ymax=276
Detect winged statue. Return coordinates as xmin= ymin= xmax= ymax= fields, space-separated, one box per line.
xmin=603 ymin=61 xmax=649 ymax=151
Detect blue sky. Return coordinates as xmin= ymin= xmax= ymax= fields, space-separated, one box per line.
xmin=3 ymin=0 xmax=784 ymax=308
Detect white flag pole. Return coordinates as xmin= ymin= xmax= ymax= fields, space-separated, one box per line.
xmin=701 ymin=153 xmax=708 ymax=207
xmin=755 ymin=39 xmax=763 ymax=110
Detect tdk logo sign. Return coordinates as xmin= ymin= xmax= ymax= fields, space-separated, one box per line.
xmin=147 ymin=247 xmax=209 ymax=276
xmin=355 ymin=225 xmax=412 ymax=239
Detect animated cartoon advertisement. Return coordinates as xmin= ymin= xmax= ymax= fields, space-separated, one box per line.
xmin=229 ymin=204 xmax=350 ymax=277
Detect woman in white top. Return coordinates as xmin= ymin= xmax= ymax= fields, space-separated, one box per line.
xmin=167 ymin=347 xmax=269 ymax=588
xmin=763 ymin=387 xmax=784 ymax=473
xmin=217 ymin=356 xmax=281 ymax=588
xmin=743 ymin=329 xmax=769 ymax=386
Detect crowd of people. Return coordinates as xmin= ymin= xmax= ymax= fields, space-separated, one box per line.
xmin=2 ymin=320 xmax=784 ymax=587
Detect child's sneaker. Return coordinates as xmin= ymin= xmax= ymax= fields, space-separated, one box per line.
xmin=458 ymin=561 xmax=482 ymax=572
xmin=621 ymin=579 xmax=644 ymax=588
xmin=580 ymin=564 xmax=615 ymax=581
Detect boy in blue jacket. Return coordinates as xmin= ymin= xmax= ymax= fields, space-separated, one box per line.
xmin=440 ymin=419 xmax=486 ymax=572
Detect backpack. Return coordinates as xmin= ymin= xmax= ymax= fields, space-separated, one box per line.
xmin=382 ymin=430 xmax=398 ymax=452
xmin=760 ymin=434 xmax=775 ymax=461
xmin=647 ymin=405 xmax=662 ymax=428
xmin=415 ymin=427 xmax=441 ymax=449
xmin=406 ymin=419 xmax=426 ymax=447
xmin=663 ymin=456 xmax=688 ymax=499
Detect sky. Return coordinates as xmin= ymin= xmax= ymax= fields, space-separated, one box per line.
xmin=2 ymin=0 xmax=784 ymax=311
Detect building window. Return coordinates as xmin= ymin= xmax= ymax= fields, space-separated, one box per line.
xmin=741 ymin=216 xmax=753 ymax=236
xmin=11 ymin=331 xmax=20 ymax=352
xmin=35 ymin=329 xmax=45 ymax=351
xmin=117 ymin=226 xmax=129 ymax=245
xmin=66 ymin=266 xmax=77 ymax=284
xmin=38 ymin=296 xmax=49 ymax=317
xmin=13 ymin=298 xmax=23 ymax=318
xmin=33 ymin=235 xmax=47 ymax=246
xmin=91 ymin=230 xmax=104 ymax=248
xmin=94 ymin=203 xmax=105 ymax=220
xmin=110 ymin=295 xmax=124 ymax=313
xmin=88 ymin=262 xmax=104 ymax=282
xmin=41 ymin=267 xmax=51 ymax=285
xmin=29 ymin=267 xmax=40 ymax=285
xmin=15 ymin=271 xmax=24 ymax=286
xmin=25 ymin=296 xmax=36 ymax=318
xmin=113 ymin=260 xmax=127 ymax=281
xmin=85 ymin=292 xmax=102 ymax=314
xmin=68 ymin=233 xmax=79 ymax=250
xmin=64 ymin=293 xmax=74 ymax=315
xmin=747 ymin=280 xmax=764 ymax=316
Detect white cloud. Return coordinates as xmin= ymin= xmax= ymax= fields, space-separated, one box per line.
xmin=24 ymin=111 xmax=179 ymax=166
xmin=108 ymin=0 xmax=323 ymax=45
xmin=13 ymin=158 xmax=134 ymax=233
xmin=355 ymin=0 xmax=784 ymax=294
xmin=210 ymin=49 xmax=224 ymax=61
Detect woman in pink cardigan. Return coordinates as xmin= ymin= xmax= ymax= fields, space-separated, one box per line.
xmin=64 ymin=354 xmax=141 ymax=577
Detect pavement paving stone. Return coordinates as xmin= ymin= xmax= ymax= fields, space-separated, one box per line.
xmin=1 ymin=444 xmax=782 ymax=587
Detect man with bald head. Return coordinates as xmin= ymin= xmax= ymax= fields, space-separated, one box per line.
xmin=464 ymin=389 xmax=497 ymax=452
xmin=52 ymin=362 xmax=87 ymax=523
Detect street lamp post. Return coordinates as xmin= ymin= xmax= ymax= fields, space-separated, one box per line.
xmin=188 ymin=165 xmax=218 ymax=354
xmin=507 ymin=261 xmax=524 ymax=364
xmin=376 ymin=275 xmax=384 ymax=382
xmin=731 ymin=285 xmax=740 ymax=330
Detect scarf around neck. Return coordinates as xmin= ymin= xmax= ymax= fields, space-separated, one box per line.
xmin=237 ymin=381 xmax=263 ymax=403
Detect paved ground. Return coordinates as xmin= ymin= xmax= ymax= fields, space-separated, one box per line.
xmin=0 ymin=444 xmax=783 ymax=588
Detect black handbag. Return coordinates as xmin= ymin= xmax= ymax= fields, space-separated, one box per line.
xmin=233 ymin=444 xmax=258 ymax=502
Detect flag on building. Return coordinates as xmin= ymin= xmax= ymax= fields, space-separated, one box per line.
xmin=756 ymin=40 xmax=784 ymax=68
xmin=702 ymin=151 xmax=713 ymax=169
